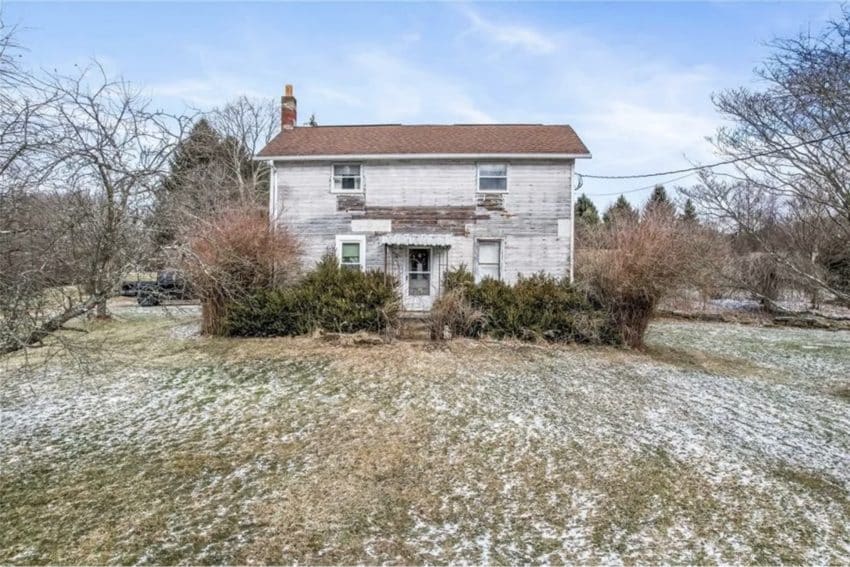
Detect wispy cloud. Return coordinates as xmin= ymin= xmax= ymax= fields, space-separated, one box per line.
xmin=455 ymin=13 xmax=729 ymax=205
xmin=7 ymin=0 xmax=838 ymax=208
xmin=149 ymin=75 xmax=267 ymax=109
xmin=346 ymin=48 xmax=494 ymax=123
xmin=310 ymin=86 xmax=364 ymax=108
xmin=460 ymin=5 xmax=556 ymax=55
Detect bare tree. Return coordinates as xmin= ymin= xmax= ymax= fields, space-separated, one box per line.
xmin=41 ymin=64 xmax=187 ymax=318
xmin=0 ymin=21 xmax=64 ymax=186
xmin=1 ymin=20 xmax=187 ymax=355
xmin=685 ymin=9 xmax=850 ymax=306
xmin=149 ymin=97 xmax=277 ymax=245
xmin=0 ymin=21 xmax=77 ymax=356
xmin=207 ymin=96 xmax=277 ymax=203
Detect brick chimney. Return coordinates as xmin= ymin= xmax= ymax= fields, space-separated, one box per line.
xmin=281 ymin=84 xmax=297 ymax=130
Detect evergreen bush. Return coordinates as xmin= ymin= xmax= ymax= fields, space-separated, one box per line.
xmin=224 ymin=255 xmax=400 ymax=337
xmin=434 ymin=266 xmax=617 ymax=344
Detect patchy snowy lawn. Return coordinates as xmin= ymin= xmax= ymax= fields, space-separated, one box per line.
xmin=1 ymin=304 xmax=849 ymax=564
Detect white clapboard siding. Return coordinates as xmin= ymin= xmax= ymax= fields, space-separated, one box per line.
xmin=272 ymin=158 xmax=574 ymax=285
xmin=364 ymin=160 xmax=475 ymax=207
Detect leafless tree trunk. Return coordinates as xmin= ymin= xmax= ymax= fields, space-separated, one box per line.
xmin=41 ymin=64 xmax=187 ymax=318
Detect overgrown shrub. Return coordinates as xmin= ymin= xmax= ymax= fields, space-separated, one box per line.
xmin=429 ymin=287 xmax=486 ymax=339
xmin=224 ymin=255 xmax=400 ymax=336
xmin=433 ymin=266 xmax=616 ymax=343
xmin=443 ymin=263 xmax=475 ymax=293
xmin=180 ymin=207 xmax=301 ymax=335
xmin=578 ymin=210 xmax=726 ymax=348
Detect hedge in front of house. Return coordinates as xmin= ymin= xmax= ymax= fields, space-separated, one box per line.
xmin=223 ymin=255 xmax=400 ymax=337
xmin=437 ymin=266 xmax=619 ymax=344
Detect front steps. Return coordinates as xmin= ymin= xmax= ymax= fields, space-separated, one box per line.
xmin=398 ymin=311 xmax=432 ymax=341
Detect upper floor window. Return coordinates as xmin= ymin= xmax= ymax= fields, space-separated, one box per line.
xmin=477 ymin=163 xmax=507 ymax=193
xmin=332 ymin=164 xmax=362 ymax=192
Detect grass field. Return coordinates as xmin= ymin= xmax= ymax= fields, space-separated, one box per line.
xmin=2 ymin=300 xmax=849 ymax=564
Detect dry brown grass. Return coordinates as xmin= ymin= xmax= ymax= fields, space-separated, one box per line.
xmin=246 ymin=411 xmax=435 ymax=563
xmin=833 ymin=386 xmax=850 ymax=401
xmin=643 ymin=344 xmax=780 ymax=380
xmin=429 ymin=288 xmax=486 ymax=340
xmin=3 ymin=308 xmax=850 ymax=564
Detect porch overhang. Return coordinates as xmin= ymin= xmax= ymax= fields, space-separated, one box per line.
xmin=379 ymin=233 xmax=452 ymax=247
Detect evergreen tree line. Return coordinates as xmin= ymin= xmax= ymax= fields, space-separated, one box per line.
xmin=574 ymin=185 xmax=696 ymax=228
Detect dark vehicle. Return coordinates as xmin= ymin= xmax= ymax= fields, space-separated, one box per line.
xmin=121 ymin=270 xmax=193 ymax=306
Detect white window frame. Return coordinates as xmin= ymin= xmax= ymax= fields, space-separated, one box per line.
xmin=408 ymin=247 xmax=432 ymax=297
xmin=330 ymin=163 xmax=364 ymax=194
xmin=335 ymin=234 xmax=366 ymax=271
xmin=475 ymin=239 xmax=503 ymax=282
xmin=476 ymin=162 xmax=509 ymax=193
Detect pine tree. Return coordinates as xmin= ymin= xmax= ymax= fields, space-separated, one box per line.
xmin=160 ymin=119 xmax=226 ymax=195
xmin=682 ymin=198 xmax=698 ymax=223
xmin=649 ymin=184 xmax=668 ymax=204
xmin=151 ymin=119 xmax=232 ymax=245
xmin=574 ymin=193 xmax=600 ymax=227
xmin=603 ymin=195 xmax=638 ymax=224
xmin=644 ymin=184 xmax=676 ymax=217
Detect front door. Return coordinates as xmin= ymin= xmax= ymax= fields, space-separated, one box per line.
xmin=407 ymin=248 xmax=434 ymax=311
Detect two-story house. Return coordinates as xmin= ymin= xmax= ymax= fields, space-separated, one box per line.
xmin=257 ymin=85 xmax=591 ymax=311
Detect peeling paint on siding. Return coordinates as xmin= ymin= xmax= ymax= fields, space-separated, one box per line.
xmin=274 ymin=159 xmax=574 ymax=286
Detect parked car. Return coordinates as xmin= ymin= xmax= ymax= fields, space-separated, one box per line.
xmin=121 ymin=270 xmax=193 ymax=306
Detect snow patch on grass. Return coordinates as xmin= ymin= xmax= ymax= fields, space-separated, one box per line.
xmin=1 ymin=316 xmax=848 ymax=563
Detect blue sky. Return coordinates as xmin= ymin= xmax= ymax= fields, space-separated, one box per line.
xmin=4 ymin=1 xmax=843 ymax=208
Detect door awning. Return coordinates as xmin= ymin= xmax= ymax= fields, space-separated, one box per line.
xmin=379 ymin=233 xmax=453 ymax=247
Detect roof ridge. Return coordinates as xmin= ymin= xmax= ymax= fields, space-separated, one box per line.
xmin=259 ymin=123 xmax=590 ymax=157
xmin=295 ymin=123 xmax=570 ymax=129
xmin=298 ymin=123 xmax=403 ymax=128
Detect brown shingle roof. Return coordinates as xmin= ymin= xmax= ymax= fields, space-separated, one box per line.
xmin=257 ymin=124 xmax=590 ymax=158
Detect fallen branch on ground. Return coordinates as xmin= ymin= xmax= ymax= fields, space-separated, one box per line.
xmin=1 ymin=294 xmax=101 ymax=356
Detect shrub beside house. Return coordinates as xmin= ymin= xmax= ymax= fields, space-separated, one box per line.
xmin=219 ymin=257 xmax=618 ymax=345
xmin=430 ymin=266 xmax=619 ymax=344
xmin=223 ymin=255 xmax=400 ymax=337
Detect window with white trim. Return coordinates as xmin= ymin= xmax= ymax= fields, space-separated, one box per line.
xmin=477 ymin=163 xmax=507 ymax=192
xmin=408 ymin=248 xmax=431 ymax=296
xmin=476 ymin=240 xmax=501 ymax=282
xmin=332 ymin=164 xmax=362 ymax=192
xmin=335 ymin=235 xmax=366 ymax=271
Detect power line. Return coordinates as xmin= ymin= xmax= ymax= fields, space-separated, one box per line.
xmin=590 ymin=172 xmax=698 ymax=197
xmin=576 ymin=128 xmax=850 ymax=181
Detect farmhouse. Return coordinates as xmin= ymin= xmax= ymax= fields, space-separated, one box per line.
xmin=257 ymin=85 xmax=591 ymax=311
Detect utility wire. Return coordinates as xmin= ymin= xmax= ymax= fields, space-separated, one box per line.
xmin=576 ymin=128 xmax=850 ymax=181
xmin=590 ymin=172 xmax=698 ymax=197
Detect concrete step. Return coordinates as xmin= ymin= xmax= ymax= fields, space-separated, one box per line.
xmin=398 ymin=315 xmax=433 ymax=341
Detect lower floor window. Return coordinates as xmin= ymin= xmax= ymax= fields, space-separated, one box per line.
xmin=336 ymin=235 xmax=366 ymax=271
xmin=476 ymin=240 xmax=501 ymax=281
